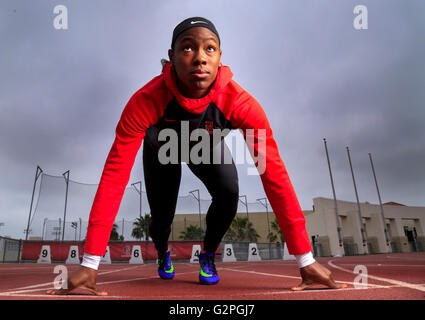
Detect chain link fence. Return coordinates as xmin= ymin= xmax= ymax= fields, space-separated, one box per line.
xmin=0 ymin=237 xmax=22 ymax=263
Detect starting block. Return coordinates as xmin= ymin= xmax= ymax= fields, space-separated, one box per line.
xmin=222 ymin=243 xmax=237 ymax=262
xmin=248 ymin=243 xmax=261 ymax=261
xmin=100 ymin=246 xmax=111 ymax=264
xmin=65 ymin=245 xmax=80 ymax=264
xmin=190 ymin=244 xmax=201 ymax=263
xmin=37 ymin=245 xmax=51 ymax=264
xmin=129 ymin=245 xmax=144 ymax=264
xmin=283 ymin=242 xmax=296 ymax=260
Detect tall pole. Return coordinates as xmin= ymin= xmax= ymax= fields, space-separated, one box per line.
xmin=132 ymin=181 xmax=143 ymax=240
xmin=239 ymin=195 xmax=251 ymax=240
xmin=131 ymin=181 xmax=142 ymax=219
xmin=239 ymin=195 xmax=249 ymax=222
xmin=71 ymin=222 xmax=77 ymax=241
xmin=323 ymin=139 xmax=344 ymax=248
xmin=42 ymin=218 xmax=47 ymax=240
xmin=26 ymin=166 xmax=43 ymax=240
xmin=369 ymin=153 xmax=391 ymax=247
xmin=189 ymin=189 xmax=202 ymax=240
xmin=346 ymin=147 xmax=367 ymax=251
xmin=62 ymin=170 xmax=70 ymax=241
xmin=257 ymin=198 xmax=270 ymax=240
xmin=79 ymin=217 xmax=82 ymax=241
xmin=58 ymin=218 xmax=62 ymax=241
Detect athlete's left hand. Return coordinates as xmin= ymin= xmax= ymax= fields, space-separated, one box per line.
xmin=291 ymin=261 xmax=348 ymax=291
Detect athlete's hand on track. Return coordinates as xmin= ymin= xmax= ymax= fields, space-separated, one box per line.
xmin=291 ymin=261 xmax=348 ymax=291
xmin=46 ymin=266 xmax=107 ymax=296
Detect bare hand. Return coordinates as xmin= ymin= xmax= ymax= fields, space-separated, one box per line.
xmin=291 ymin=261 xmax=347 ymax=291
xmin=46 ymin=266 xmax=108 ymax=296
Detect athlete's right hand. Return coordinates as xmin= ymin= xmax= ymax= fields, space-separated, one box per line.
xmin=46 ymin=266 xmax=108 ymax=296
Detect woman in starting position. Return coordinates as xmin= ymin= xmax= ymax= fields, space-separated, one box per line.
xmin=48 ymin=17 xmax=346 ymax=295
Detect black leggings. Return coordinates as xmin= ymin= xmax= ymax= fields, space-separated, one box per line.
xmin=143 ymin=140 xmax=239 ymax=254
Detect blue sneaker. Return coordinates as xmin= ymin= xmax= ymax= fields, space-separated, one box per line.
xmin=158 ymin=251 xmax=175 ymax=280
xmin=199 ymin=252 xmax=219 ymax=285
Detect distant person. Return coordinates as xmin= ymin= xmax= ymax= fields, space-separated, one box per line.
xmin=48 ymin=17 xmax=346 ymax=295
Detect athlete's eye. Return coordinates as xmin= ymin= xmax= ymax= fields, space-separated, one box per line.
xmin=183 ymin=46 xmax=193 ymax=52
xmin=207 ymin=45 xmax=216 ymax=52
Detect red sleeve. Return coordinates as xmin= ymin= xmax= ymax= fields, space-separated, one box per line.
xmin=229 ymin=91 xmax=312 ymax=255
xmin=84 ymin=83 xmax=168 ymax=256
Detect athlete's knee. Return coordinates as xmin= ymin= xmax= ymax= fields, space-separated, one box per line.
xmin=213 ymin=179 xmax=239 ymax=203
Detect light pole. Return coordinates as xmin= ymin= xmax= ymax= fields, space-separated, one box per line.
xmin=62 ymin=170 xmax=70 ymax=241
xmin=257 ymin=198 xmax=270 ymax=240
xmin=131 ymin=181 xmax=143 ymax=220
xmin=79 ymin=218 xmax=82 ymax=241
xmin=369 ymin=153 xmax=391 ymax=248
xmin=239 ymin=195 xmax=251 ymax=240
xmin=71 ymin=221 xmax=78 ymax=241
xmin=26 ymin=166 xmax=43 ymax=241
xmin=189 ymin=189 xmax=202 ymax=239
xmin=42 ymin=218 xmax=48 ymax=240
xmin=346 ymin=147 xmax=368 ymax=252
xmin=239 ymin=195 xmax=249 ymax=222
xmin=323 ymin=138 xmax=344 ymax=250
xmin=132 ymin=181 xmax=143 ymax=240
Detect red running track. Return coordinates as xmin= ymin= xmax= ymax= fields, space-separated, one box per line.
xmin=0 ymin=252 xmax=424 ymax=300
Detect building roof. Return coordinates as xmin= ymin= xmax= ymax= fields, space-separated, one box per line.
xmin=383 ymin=201 xmax=406 ymax=206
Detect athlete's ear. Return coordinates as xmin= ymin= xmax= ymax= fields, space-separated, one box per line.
xmin=168 ymin=49 xmax=174 ymax=66
xmin=219 ymin=49 xmax=222 ymax=67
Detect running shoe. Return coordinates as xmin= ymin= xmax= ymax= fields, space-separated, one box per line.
xmin=157 ymin=251 xmax=175 ymax=279
xmin=199 ymin=252 xmax=219 ymax=285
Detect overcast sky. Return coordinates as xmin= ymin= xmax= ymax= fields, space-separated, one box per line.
xmin=1 ymin=0 xmax=424 ymax=239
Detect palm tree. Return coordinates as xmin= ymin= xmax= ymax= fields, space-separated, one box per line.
xmin=110 ymin=223 xmax=124 ymax=241
xmin=267 ymin=231 xmax=278 ymax=243
xmin=132 ymin=214 xmax=151 ymax=241
xmin=180 ymin=225 xmax=204 ymax=240
xmin=224 ymin=216 xmax=259 ymax=242
xmin=269 ymin=217 xmax=285 ymax=243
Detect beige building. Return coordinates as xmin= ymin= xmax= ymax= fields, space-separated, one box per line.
xmin=307 ymin=197 xmax=425 ymax=257
xmin=169 ymin=197 xmax=425 ymax=257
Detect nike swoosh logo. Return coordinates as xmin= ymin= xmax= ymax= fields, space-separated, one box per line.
xmin=190 ymin=21 xmax=208 ymax=25
xmin=166 ymin=264 xmax=174 ymax=273
xmin=200 ymin=267 xmax=212 ymax=277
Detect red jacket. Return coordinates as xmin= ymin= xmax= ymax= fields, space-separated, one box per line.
xmin=84 ymin=62 xmax=312 ymax=256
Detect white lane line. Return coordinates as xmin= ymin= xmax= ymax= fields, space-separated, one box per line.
xmin=0 ymin=270 xmax=199 ymax=296
xmin=328 ymin=260 xmax=425 ymax=292
xmin=221 ymin=268 xmax=387 ymax=288
xmin=98 ymin=265 xmax=143 ymax=275
xmin=5 ymin=265 xmax=143 ymax=292
xmin=0 ymin=293 xmax=128 ymax=299
xmin=160 ymin=285 xmax=404 ymax=300
xmin=385 ymin=256 xmax=425 ymax=261
xmin=221 ymin=267 xmax=301 ymax=280
xmin=338 ymin=264 xmax=425 ymax=268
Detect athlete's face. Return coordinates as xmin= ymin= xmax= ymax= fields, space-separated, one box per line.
xmin=169 ymin=27 xmax=222 ymax=99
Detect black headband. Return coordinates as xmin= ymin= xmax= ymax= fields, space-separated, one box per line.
xmin=171 ymin=17 xmax=220 ymax=49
